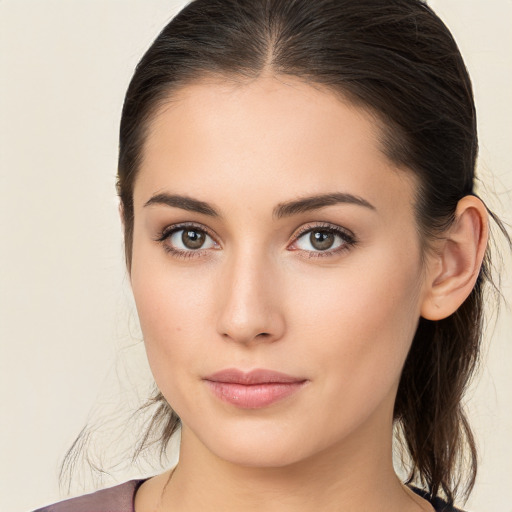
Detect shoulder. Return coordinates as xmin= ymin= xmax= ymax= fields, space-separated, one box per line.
xmin=409 ymin=485 xmax=467 ymax=512
xmin=31 ymin=479 xmax=146 ymax=512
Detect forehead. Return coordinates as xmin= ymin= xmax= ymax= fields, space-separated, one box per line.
xmin=135 ymin=75 xmax=417 ymax=218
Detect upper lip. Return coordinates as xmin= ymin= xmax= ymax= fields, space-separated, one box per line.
xmin=204 ymin=368 xmax=306 ymax=385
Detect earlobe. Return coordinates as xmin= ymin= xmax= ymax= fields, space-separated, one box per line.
xmin=421 ymin=195 xmax=489 ymax=321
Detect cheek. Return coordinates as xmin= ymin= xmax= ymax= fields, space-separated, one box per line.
xmin=133 ymin=276 xmax=207 ymax=348
xmin=129 ymin=244 xmax=212 ymax=388
xmin=290 ymin=245 xmax=422 ymax=394
xmin=131 ymin=278 xmax=208 ymax=417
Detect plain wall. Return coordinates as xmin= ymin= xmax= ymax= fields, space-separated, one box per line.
xmin=0 ymin=1 xmax=510 ymax=511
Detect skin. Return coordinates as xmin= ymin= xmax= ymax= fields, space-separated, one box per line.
xmin=129 ymin=75 xmax=488 ymax=512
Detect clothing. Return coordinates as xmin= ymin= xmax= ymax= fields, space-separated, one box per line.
xmin=32 ymin=479 xmax=465 ymax=512
xmin=31 ymin=480 xmax=144 ymax=512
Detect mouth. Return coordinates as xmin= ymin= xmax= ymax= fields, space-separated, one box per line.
xmin=203 ymin=368 xmax=308 ymax=409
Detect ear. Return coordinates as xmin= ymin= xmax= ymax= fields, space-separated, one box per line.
xmin=421 ymin=195 xmax=489 ymax=321
xmin=118 ymin=202 xmax=133 ymax=278
xmin=118 ymin=202 xmax=125 ymax=229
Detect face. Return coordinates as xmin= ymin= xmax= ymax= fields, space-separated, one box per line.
xmin=130 ymin=76 xmax=429 ymax=468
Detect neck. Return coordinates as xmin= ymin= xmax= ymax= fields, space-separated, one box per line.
xmin=139 ymin=408 xmax=431 ymax=512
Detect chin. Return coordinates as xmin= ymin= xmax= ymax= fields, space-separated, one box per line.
xmin=185 ymin=415 xmax=332 ymax=469
xmin=213 ymin=438 xmax=310 ymax=468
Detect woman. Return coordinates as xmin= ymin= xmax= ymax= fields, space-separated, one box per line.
xmin=32 ymin=0 xmax=509 ymax=511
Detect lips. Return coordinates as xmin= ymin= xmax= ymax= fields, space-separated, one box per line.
xmin=203 ymin=368 xmax=307 ymax=409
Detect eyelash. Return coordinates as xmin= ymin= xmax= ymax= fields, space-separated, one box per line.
xmin=292 ymin=222 xmax=357 ymax=259
xmin=154 ymin=222 xmax=357 ymax=260
xmin=155 ymin=222 xmax=219 ymax=260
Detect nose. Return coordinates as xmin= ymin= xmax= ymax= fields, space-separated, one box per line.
xmin=216 ymin=249 xmax=286 ymax=346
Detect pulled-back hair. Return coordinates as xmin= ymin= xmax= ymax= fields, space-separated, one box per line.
xmin=65 ymin=0 xmax=511 ymax=506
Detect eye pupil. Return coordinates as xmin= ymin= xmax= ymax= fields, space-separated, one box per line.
xmin=310 ymin=230 xmax=335 ymax=250
xmin=182 ymin=229 xmax=205 ymax=249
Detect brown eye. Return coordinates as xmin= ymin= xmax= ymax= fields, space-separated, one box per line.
xmin=182 ymin=229 xmax=206 ymax=249
xmin=309 ymin=230 xmax=335 ymax=250
xmin=292 ymin=225 xmax=354 ymax=255
xmin=161 ymin=226 xmax=218 ymax=254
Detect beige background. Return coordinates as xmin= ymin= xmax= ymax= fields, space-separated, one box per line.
xmin=0 ymin=1 xmax=510 ymax=511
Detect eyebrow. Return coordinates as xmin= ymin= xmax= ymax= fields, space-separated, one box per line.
xmin=144 ymin=193 xmax=219 ymax=216
xmin=273 ymin=192 xmax=376 ymax=219
xmin=143 ymin=192 xmax=376 ymax=219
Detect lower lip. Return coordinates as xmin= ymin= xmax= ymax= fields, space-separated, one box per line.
xmin=204 ymin=381 xmax=306 ymax=409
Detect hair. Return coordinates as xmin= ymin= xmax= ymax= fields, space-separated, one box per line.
xmin=64 ymin=0 xmax=511 ymax=506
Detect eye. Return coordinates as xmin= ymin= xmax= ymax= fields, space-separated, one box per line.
xmin=290 ymin=224 xmax=356 ymax=257
xmin=156 ymin=223 xmax=219 ymax=258
xmin=169 ymin=228 xmax=215 ymax=250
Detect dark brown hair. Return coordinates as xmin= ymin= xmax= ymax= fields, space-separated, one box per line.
xmin=66 ymin=0 xmax=511 ymax=506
